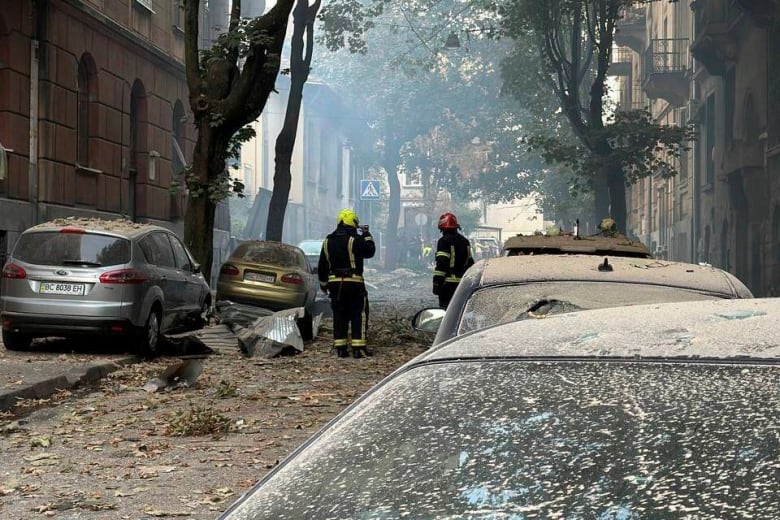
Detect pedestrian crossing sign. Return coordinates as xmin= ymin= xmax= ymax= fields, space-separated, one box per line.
xmin=360 ymin=179 xmax=381 ymax=200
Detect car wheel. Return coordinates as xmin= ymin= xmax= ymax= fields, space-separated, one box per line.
xmin=2 ymin=329 xmax=32 ymax=351
xmin=297 ymin=307 xmax=314 ymax=342
xmin=136 ymin=308 xmax=161 ymax=355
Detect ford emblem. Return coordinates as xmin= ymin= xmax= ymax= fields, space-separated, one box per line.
xmin=56 ymin=269 xmax=69 ymax=276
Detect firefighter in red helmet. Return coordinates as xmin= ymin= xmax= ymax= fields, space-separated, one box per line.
xmin=433 ymin=212 xmax=474 ymax=309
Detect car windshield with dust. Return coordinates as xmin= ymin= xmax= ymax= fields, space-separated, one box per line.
xmin=457 ymin=282 xmax=722 ymax=335
xmin=234 ymin=243 xmax=303 ymax=268
xmin=220 ymin=360 xmax=779 ymax=519
xmin=12 ymin=231 xmax=131 ymax=267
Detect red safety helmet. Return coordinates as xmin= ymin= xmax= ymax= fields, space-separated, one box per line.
xmin=438 ymin=212 xmax=459 ymax=230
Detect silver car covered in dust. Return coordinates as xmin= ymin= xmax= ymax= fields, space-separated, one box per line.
xmin=1 ymin=218 xmax=211 ymax=353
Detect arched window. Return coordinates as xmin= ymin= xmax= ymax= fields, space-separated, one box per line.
xmin=77 ymin=54 xmax=97 ymax=167
xmin=129 ymin=80 xmax=147 ymax=221
xmin=129 ymin=80 xmax=148 ymax=171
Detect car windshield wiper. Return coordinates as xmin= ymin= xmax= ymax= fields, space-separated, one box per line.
xmin=61 ymin=259 xmax=103 ymax=267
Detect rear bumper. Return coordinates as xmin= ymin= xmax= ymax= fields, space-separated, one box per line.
xmin=1 ymin=311 xmax=140 ymax=337
xmin=216 ymin=283 xmax=307 ymax=311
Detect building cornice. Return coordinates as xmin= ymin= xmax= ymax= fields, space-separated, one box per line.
xmin=56 ymin=0 xmax=185 ymax=75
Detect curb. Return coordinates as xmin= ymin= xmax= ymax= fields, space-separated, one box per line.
xmin=0 ymin=356 xmax=140 ymax=412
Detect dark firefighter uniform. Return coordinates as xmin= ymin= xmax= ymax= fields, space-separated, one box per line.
xmin=433 ymin=212 xmax=475 ymax=309
xmin=318 ymin=209 xmax=376 ymax=358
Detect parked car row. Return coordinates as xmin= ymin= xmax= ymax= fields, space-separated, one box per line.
xmin=1 ymin=219 xmax=322 ymax=353
xmin=217 ymin=230 xmax=779 ymax=519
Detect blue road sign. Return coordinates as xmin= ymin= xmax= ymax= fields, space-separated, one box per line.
xmin=360 ymin=179 xmax=381 ymax=200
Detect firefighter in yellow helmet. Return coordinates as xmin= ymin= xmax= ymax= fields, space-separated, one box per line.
xmin=433 ymin=212 xmax=474 ymax=309
xmin=318 ymin=209 xmax=376 ymax=358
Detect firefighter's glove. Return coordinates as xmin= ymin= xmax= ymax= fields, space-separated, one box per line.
xmin=432 ymin=279 xmax=441 ymax=295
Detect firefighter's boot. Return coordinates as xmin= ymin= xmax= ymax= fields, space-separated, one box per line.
xmin=336 ymin=346 xmax=349 ymax=358
xmin=352 ymin=347 xmax=366 ymax=359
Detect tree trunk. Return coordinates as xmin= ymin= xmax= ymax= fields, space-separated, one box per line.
xmin=265 ymin=0 xmax=320 ymax=242
xmin=384 ymin=140 xmax=401 ymax=270
xmin=591 ymin=161 xmax=628 ymax=234
xmin=608 ymin=171 xmax=627 ymax=233
xmin=184 ymin=123 xmax=228 ymax=284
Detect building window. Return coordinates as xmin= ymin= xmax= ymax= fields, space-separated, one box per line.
xmin=725 ymin=68 xmax=735 ymax=144
xmin=705 ymin=93 xmax=715 ymax=186
xmin=77 ymin=54 xmax=97 ymax=168
xmin=172 ymin=1 xmax=184 ymax=30
xmin=132 ymin=0 xmax=153 ymax=37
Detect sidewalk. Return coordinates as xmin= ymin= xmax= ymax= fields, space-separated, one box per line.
xmin=0 ymin=341 xmax=137 ymax=412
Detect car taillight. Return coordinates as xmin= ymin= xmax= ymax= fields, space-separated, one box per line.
xmin=220 ymin=264 xmax=240 ymax=276
xmin=281 ymin=273 xmax=303 ymax=285
xmin=99 ymin=268 xmax=147 ymax=284
xmin=59 ymin=227 xmax=86 ymax=234
xmin=2 ymin=263 xmax=26 ymax=279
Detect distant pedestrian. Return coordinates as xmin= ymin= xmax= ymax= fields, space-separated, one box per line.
xmin=318 ymin=209 xmax=376 ymax=358
xmin=433 ymin=212 xmax=474 ymax=309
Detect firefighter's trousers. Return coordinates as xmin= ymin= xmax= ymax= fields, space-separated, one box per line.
xmin=330 ymin=281 xmax=369 ymax=349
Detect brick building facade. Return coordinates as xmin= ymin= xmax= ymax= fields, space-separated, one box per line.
xmin=0 ymin=0 xmax=197 ymax=262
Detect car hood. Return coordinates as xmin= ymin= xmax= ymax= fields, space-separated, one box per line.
xmin=418 ymin=298 xmax=780 ymax=363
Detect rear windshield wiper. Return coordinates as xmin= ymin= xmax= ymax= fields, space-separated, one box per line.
xmin=61 ymin=259 xmax=103 ymax=267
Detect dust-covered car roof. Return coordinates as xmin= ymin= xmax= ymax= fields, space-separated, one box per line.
xmin=478 ymin=255 xmax=751 ymax=298
xmin=28 ymin=217 xmax=164 ymax=240
xmin=418 ymin=298 xmax=780 ymax=363
xmin=503 ymin=233 xmax=652 ymax=258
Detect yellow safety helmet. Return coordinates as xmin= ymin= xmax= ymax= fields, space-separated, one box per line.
xmin=336 ymin=208 xmax=360 ymax=227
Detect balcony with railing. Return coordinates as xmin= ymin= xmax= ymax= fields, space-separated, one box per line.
xmin=615 ymin=6 xmax=646 ymax=53
xmin=642 ymin=38 xmax=690 ymax=107
xmin=609 ymin=46 xmax=633 ymax=76
xmin=690 ymin=0 xmax=739 ymax=75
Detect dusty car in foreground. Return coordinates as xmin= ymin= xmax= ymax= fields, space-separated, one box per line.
xmin=1 ymin=218 xmax=211 ymax=353
xmin=216 ymin=241 xmax=317 ymax=338
xmin=415 ymin=254 xmax=752 ymax=345
xmin=502 ymin=231 xmax=652 ymax=258
xmin=218 ymin=298 xmax=780 ymax=519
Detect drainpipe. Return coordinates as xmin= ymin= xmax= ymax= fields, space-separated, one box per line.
xmin=29 ymin=0 xmax=47 ymax=225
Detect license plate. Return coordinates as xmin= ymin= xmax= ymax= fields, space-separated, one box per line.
xmin=39 ymin=282 xmax=86 ymax=296
xmin=244 ymin=272 xmax=275 ymax=283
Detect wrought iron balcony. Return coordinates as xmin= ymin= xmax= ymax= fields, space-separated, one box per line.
xmin=608 ymin=46 xmax=633 ymax=76
xmin=642 ymin=38 xmax=690 ymax=107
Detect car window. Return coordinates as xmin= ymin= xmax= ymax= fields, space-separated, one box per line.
xmin=168 ymin=235 xmax=192 ymax=271
xmin=12 ymin=231 xmax=130 ymax=267
xmin=222 ymin=361 xmax=779 ymax=519
xmin=149 ymin=232 xmax=175 ymax=268
xmin=138 ymin=236 xmax=157 ymax=265
xmin=298 ymin=241 xmax=323 ymax=255
xmin=234 ymin=243 xmax=303 ymax=268
xmin=458 ymin=282 xmax=722 ymax=335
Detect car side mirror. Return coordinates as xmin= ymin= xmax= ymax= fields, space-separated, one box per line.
xmin=411 ymin=308 xmax=446 ymax=333
xmin=192 ymin=262 xmax=201 ymax=274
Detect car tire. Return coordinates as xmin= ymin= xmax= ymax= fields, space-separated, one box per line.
xmin=297 ymin=307 xmax=314 ymax=342
xmin=136 ymin=308 xmax=161 ymax=356
xmin=2 ymin=329 xmax=32 ymax=351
